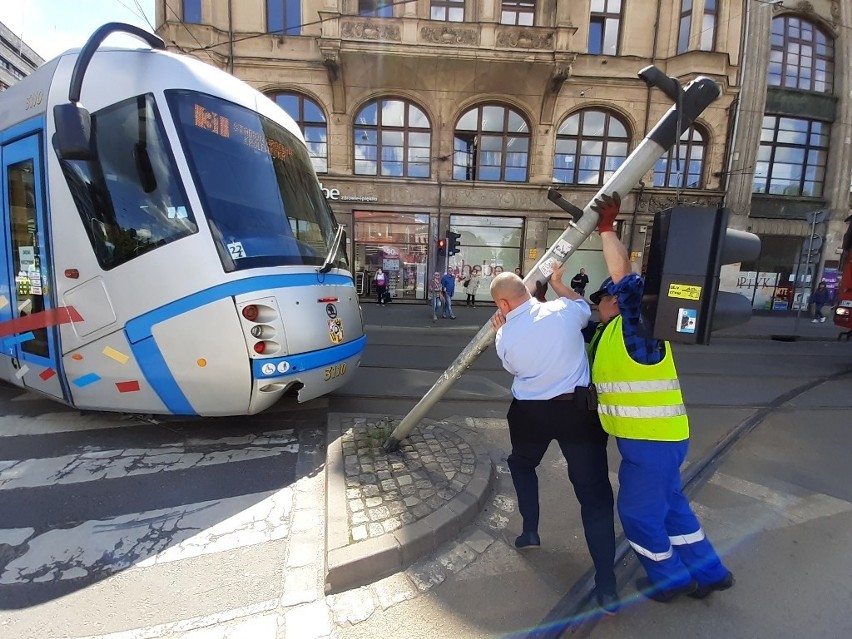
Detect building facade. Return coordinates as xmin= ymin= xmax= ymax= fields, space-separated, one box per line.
xmin=0 ymin=21 xmax=43 ymax=91
xmin=156 ymin=0 xmax=849 ymax=309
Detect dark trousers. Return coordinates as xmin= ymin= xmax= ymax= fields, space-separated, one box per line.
xmin=506 ymin=397 xmax=617 ymax=594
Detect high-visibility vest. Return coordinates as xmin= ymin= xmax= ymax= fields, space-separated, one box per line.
xmin=589 ymin=316 xmax=689 ymax=441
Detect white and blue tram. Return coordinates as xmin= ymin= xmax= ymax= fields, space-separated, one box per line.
xmin=0 ymin=24 xmax=364 ymax=416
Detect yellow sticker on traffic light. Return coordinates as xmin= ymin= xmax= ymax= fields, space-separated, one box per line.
xmin=668 ymin=284 xmax=702 ymax=300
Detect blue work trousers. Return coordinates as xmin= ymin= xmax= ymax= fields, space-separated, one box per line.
xmin=442 ymin=293 xmax=455 ymax=318
xmin=616 ymin=437 xmax=729 ymax=589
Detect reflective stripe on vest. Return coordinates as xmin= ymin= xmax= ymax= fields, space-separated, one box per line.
xmin=591 ymin=315 xmax=689 ymax=441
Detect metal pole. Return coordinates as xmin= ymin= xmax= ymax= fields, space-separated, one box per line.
xmin=383 ymin=71 xmax=721 ymax=452
xmin=793 ymin=215 xmax=818 ymax=334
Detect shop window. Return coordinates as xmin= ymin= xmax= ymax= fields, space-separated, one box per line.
xmin=769 ymin=15 xmax=834 ymax=93
xmin=553 ymin=109 xmax=629 ymax=186
xmin=589 ymin=0 xmax=621 ymax=55
xmin=652 ymin=126 xmax=706 ymax=189
xmin=272 ymin=92 xmax=328 ymax=173
xmin=753 ymin=115 xmax=828 ymax=197
xmin=445 ymin=215 xmax=524 ymax=302
xmin=354 ymin=98 xmax=431 ymax=178
xmin=454 ymin=104 xmax=530 ymax=182
xmin=353 ymin=211 xmax=430 ymax=300
xmin=546 ymin=220 xmax=607 ymax=300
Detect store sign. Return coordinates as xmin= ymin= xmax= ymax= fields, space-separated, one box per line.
xmin=319 ymin=183 xmax=378 ymax=203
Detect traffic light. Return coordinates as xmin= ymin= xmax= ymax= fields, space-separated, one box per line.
xmin=447 ymin=231 xmax=461 ymax=256
xmin=437 ymin=238 xmax=446 ymax=256
xmin=642 ymin=206 xmax=761 ymax=344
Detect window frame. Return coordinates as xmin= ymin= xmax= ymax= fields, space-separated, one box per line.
xmin=676 ymin=0 xmax=693 ymax=54
xmin=431 ymin=0 xmax=465 ymax=22
xmin=453 ymin=104 xmax=531 ymax=183
xmin=752 ymin=115 xmax=829 ymax=198
xmin=500 ymin=0 xmax=535 ymax=27
xmin=652 ymin=125 xmax=707 ymax=189
xmin=359 ymin=0 xmax=394 ymax=17
xmin=552 ymin=108 xmax=630 ymax=186
xmin=588 ymin=0 xmax=622 ymax=56
xmin=700 ymin=0 xmax=717 ymax=52
xmin=271 ymin=92 xmax=329 ymax=174
xmin=266 ymin=0 xmax=302 ymax=35
xmin=768 ymin=15 xmax=835 ymax=94
xmin=183 ymin=0 xmax=202 ymax=24
xmin=353 ymin=98 xmax=433 ymax=179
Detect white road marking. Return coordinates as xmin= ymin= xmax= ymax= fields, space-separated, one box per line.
xmin=0 ymin=430 xmax=298 ymax=490
xmin=0 ymin=487 xmax=293 ymax=584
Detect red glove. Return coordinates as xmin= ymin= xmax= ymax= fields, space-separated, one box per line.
xmin=592 ymin=192 xmax=621 ymax=234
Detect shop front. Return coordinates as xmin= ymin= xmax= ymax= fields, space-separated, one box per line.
xmin=352 ymin=211 xmax=430 ymax=302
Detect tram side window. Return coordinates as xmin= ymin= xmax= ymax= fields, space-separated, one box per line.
xmin=55 ymin=94 xmax=197 ymax=270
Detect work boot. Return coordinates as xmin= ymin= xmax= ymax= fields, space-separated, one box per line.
xmin=636 ymin=577 xmax=698 ymax=602
xmin=689 ymin=571 xmax=735 ymax=599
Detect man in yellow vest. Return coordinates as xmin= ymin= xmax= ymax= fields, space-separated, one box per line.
xmin=584 ymin=192 xmax=735 ymax=603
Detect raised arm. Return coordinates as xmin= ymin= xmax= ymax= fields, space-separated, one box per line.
xmin=593 ymin=193 xmax=632 ymax=284
xmin=550 ymin=262 xmax=585 ymax=301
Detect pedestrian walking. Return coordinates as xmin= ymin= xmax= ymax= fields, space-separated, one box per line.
xmin=587 ymin=192 xmax=734 ymax=603
xmin=810 ymin=281 xmax=831 ymax=323
xmin=571 ymin=268 xmax=590 ymax=296
xmin=441 ymin=270 xmax=456 ymax=319
xmin=490 ymin=270 xmax=619 ymax=615
xmin=464 ymin=271 xmax=481 ymax=307
xmin=374 ymin=268 xmax=389 ymax=305
xmin=429 ymin=272 xmax=443 ymax=322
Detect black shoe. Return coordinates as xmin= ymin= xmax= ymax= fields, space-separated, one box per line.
xmin=636 ymin=577 xmax=698 ymax=602
xmin=514 ymin=531 xmax=541 ymax=549
xmin=689 ymin=572 xmax=735 ymax=599
xmin=595 ymin=590 xmax=620 ymax=616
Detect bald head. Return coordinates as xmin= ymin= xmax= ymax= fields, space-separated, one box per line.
xmin=491 ymin=272 xmax=530 ymax=314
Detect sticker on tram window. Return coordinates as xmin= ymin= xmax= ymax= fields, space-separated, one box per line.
xmin=227 ymin=242 xmax=247 ymax=259
xmin=324 ymin=363 xmax=347 ymax=381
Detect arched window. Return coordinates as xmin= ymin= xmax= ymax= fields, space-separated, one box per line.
xmin=272 ymin=93 xmax=328 ymax=173
xmin=553 ymin=109 xmax=629 ymax=185
xmin=652 ymin=126 xmax=706 ymax=189
xmin=453 ymin=105 xmax=530 ymax=182
xmin=769 ymin=16 xmax=834 ymax=93
xmin=354 ymin=99 xmax=431 ymax=178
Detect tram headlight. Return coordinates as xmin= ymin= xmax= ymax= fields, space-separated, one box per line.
xmin=242 ymin=305 xmax=259 ymax=321
xmin=250 ymin=325 xmax=264 ymax=338
xmin=836 ymin=308 xmax=850 ymax=316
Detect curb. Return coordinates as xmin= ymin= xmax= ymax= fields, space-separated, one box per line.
xmin=324 ymin=413 xmax=495 ymax=595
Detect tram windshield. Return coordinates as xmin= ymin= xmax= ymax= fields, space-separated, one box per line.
xmin=167 ymin=90 xmax=346 ymax=272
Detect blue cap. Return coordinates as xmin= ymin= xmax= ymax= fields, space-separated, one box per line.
xmin=589 ymin=277 xmax=614 ymax=305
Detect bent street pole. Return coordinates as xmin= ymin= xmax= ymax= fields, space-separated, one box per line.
xmin=384 ymin=69 xmax=722 ymax=452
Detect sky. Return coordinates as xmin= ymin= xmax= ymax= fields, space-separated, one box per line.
xmin=0 ymin=0 xmax=156 ymax=63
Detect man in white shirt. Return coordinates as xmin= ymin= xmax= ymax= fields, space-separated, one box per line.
xmin=490 ymin=263 xmax=618 ymax=615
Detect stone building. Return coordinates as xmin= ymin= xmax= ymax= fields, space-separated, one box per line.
xmin=155 ymin=0 xmax=848 ymax=309
xmin=0 ymin=21 xmax=43 ymax=91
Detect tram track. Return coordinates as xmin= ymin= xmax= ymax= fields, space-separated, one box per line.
xmin=529 ymin=366 xmax=852 ymax=639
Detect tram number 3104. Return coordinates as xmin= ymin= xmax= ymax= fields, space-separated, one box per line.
xmin=324 ymin=363 xmax=347 ymax=381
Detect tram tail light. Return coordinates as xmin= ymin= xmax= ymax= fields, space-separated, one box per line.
xmin=253 ymin=342 xmax=266 ymax=354
xmin=242 ymin=305 xmax=259 ymax=321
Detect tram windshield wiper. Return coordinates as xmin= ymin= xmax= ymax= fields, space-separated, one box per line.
xmin=319 ymin=225 xmax=345 ymax=274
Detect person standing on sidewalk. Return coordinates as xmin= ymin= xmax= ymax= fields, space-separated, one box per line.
xmin=441 ymin=270 xmax=457 ymax=319
xmin=810 ymin=281 xmax=832 ymax=323
xmin=587 ymin=192 xmax=734 ymax=603
xmin=429 ymin=272 xmax=443 ymax=322
xmin=374 ymin=268 xmax=389 ymax=305
xmin=571 ymin=268 xmax=590 ymax=296
xmin=490 ymin=271 xmax=619 ymax=615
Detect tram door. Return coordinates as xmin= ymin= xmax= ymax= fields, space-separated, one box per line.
xmin=0 ymin=134 xmax=66 ymax=401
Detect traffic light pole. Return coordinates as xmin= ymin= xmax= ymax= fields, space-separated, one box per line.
xmin=383 ymin=68 xmax=721 ymax=452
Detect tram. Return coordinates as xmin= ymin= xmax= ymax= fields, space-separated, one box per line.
xmin=833 ymin=215 xmax=852 ymax=340
xmin=0 ymin=24 xmax=364 ymax=416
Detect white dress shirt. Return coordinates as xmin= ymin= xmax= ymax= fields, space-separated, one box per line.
xmin=495 ymin=297 xmax=592 ymax=400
